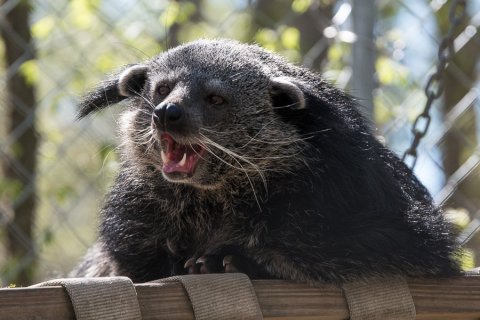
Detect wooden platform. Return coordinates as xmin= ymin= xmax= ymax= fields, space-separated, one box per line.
xmin=1 ymin=276 xmax=480 ymax=319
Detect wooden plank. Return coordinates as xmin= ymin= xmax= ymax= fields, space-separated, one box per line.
xmin=251 ymin=280 xmax=348 ymax=320
xmin=0 ymin=277 xmax=479 ymax=319
xmin=411 ymin=276 xmax=480 ymax=319
xmin=136 ymin=282 xmax=194 ymax=320
xmin=0 ymin=286 xmax=75 ymax=320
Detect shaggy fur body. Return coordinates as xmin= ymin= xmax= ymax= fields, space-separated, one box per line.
xmin=72 ymin=39 xmax=460 ymax=284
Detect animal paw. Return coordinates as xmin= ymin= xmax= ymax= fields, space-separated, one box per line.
xmin=183 ymin=255 xmax=243 ymax=274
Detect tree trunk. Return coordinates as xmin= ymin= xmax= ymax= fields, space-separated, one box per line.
xmin=165 ymin=0 xmax=203 ymax=48
xmin=0 ymin=0 xmax=38 ymax=286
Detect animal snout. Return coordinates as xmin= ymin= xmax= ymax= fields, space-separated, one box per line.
xmin=152 ymin=102 xmax=184 ymax=131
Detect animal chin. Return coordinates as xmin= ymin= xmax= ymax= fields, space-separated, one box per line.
xmin=160 ymin=133 xmax=204 ymax=177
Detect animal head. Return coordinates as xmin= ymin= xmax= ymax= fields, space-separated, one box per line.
xmin=79 ymin=39 xmax=324 ymax=190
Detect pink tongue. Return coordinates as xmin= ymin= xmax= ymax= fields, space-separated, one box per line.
xmin=161 ymin=133 xmax=184 ymax=163
xmin=160 ymin=134 xmax=189 ymax=173
xmin=160 ymin=133 xmax=202 ymax=174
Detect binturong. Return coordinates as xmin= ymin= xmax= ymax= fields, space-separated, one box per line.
xmin=71 ymin=39 xmax=461 ymax=284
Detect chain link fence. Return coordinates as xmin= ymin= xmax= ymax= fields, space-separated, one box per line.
xmin=0 ymin=0 xmax=479 ymax=286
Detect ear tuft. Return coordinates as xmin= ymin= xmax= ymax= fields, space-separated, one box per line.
xmin=271 ymin=77 xmax=306 ymax=110
xmin=77 ymin=77 xmax=121 ymax=119
xmin=118 ymin=65 xmax=148 ymax=97
xmin=77 ymin=64 xmax=149 ymax=119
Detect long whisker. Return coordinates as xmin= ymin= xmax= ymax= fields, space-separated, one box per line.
xmin=271 ymin=100 xmax=303 ymax=110
xmin=238 ymin=119 xmax=278 ymax=149
xmin=195 ymin=140 xmax=258 ymax=172
xmin=200 ymin=127 xmax=245 ymax=135
xmin=199 ymin=134 xmax=266 ymax=176
xmin=198 ymin=133 xmax=268 ymax=191
xmin=196 ymin=139 xmax=263 ymax=210
xmin=201 ymin=123 xmax=330 ymax=147
xmin=136 ymin=93 xmax=156 ymax=110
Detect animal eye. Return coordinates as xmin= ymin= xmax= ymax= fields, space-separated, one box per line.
xmin=158 ymin=84 xmax=171 ymax=96
xmin=208 ymin=95 xmax=225 ymax=106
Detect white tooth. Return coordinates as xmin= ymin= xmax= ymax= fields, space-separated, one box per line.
xmin=161 ymin=150 xmax=167 ymax=163
xmin=179 ymin=152 xmax=187 ymax=167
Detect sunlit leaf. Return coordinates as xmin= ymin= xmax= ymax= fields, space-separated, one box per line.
xmin=95 ymin=53 xmax=117 ymax=72
xmin=445 ymin=207 xmax=471 ymax=229
xmin=0 ymin=178 xmax=22 ymax=200
xmin=376 ymin=56 xmax=409 ymax=85
xmin=177 ymin=2 xmax=196 ymax=24
xmin=19 ymin=59 xmax=39 ymax=85
xmin=460 ymin=248 xmax=475 ymax=270
xmin=254 ymin=28 xmax=278 ymax=51
xmin=159 ymin=2 xmax=180 ymax=28
xmin=70 ymin=0 xmax=98 ymax=29
xmin=43 ymin=228 xmax=55 ymax=245
xmin=374 ymin=95 xmax=393 ymax=124
xmin=54 ymin=185 xmax=75 ymax=204
xmin=292 ymin=0 xmax=312 ymax=13
xmin=281 ymin=27 xmax=300 ymax=50
xmin=32 ymin=16 xmax=55 ymax=39
xmin=327 ymin=43 xmax=342 ymax=63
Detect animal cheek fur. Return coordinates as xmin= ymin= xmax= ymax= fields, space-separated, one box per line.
xmin=119 ymin=109 xmax=141 ymax=142
xmin=118 ymin=109 xmax=156 ymax=163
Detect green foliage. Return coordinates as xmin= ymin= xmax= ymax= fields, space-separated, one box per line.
xmin=460 ymin=249 xmax=475 ymax=270
xmin=445 ymin=208 xmax=476 ymax=269
xmin=69 ymin=0 xmax=100 ymax=29
xmin=253 ymin=26 xmax=301 ymax=63
xmin=445 ymin=208 xmax=471 ymax=229
xmin=53 ymin=185 xmax=75 ymax=205
xmin=42 ymin=227 xmax=55 ymax=246
xmin=376 ymin=57 xmax=408 ymax=86
xmin=281 ymin=27 xmax=300 ymax=50
xmin=291 ymin=0 xmax=313 ymax=14
xmin=177 ymin=22 xmax=216 ymax=43
xmin=31 ymin=16 xmax=55 ymax=39
xmin=0 ymin=178 xmax=22 ymax=201
xmin=322 ymin=39 xmax=354 ymax=87
xmin=254 ymin=28 xmax=278 ymax=50
xmin=99 ymin=143 xmax=117 ymax=162
xmin=160 ymin=1 xmax=197 ymax=27
xmin=19 ymin=59 xmax=39 ymax=85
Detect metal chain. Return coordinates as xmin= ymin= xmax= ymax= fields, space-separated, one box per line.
xmin=402 ymin=0 xmax=467 ymax=169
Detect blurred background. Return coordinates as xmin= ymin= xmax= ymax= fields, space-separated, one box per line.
xmin=0 ymin=0 xmax=479 ymax=286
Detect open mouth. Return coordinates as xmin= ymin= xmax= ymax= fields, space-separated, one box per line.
xmin=160 ymin=133 xmax=204 ymax=176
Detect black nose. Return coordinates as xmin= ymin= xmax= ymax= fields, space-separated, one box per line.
xmin=153 ymin=103 xmax=183 ymax=129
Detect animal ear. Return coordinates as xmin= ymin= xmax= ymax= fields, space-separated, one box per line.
xmin=270 ymin=76 xmax=306 ymax=110
xmin=117 ymin=64 xmax=149 ymax=97
xmin=77 ymin=64 xmax=148 ymax=119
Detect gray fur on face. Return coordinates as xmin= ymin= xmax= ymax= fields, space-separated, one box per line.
xmin=114 ymin=40 xmax=309 ymax=191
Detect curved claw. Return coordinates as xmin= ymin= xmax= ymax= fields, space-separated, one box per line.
xmin=222 ymin=255 xmax=233 ymax=267
xmin=184 ymin=257 xmax=198 ymax=274
xmin=196 ymin=256 xmax=207 ymax=265
xmin=184 ymin=257 xmax=196 ymax=269
xmin=223 ymin=255 xmax=240 ymax=273
xmin=196 ymin=256 xmax=210 ymax=274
